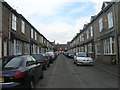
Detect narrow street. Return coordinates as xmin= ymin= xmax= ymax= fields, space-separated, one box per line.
xmin=35 ymin=54 xmax=118 ymax=88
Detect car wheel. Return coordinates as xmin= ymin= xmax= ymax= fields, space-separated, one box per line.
xmin=40 ymin=70 xmax=44 ymax=79
xmin=43 ymin=65 xmax=47 ymax=70
xmin=30 ymin=80 xmax=35 ymax=90
xmin=73 ymin=61 xmax=76 ymax=64
xmin=76 ymin=61 xmax=79 ymax=66
xmin=47 ymin=63 xmax=50 ymax=67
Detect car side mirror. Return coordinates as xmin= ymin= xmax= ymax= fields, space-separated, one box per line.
xmin=74 ymin=55 xmax=76 ymax=58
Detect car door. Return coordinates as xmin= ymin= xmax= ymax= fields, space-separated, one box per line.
xmin=30 ymin=56 xmax=42 ymax=82
xmin=26 ymin=56 xmax=40 ymax=84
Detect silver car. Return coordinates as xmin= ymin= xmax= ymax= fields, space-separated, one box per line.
xmin=73 ymin=52 xmax=94 ymax=66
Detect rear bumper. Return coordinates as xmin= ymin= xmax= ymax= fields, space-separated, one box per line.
xmin=77 ymin=62 xmax=94 ymax=65
xmin=1 ymin=82 xmax=24 ymax=89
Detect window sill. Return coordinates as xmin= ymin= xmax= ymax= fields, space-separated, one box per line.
xmin=104 ymin=53 xmax=116 ymax=55
xmin=96 ymin=53 xmax=101 ymax=55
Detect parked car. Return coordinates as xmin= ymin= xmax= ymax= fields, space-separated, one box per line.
xmin=73 ymin=52 xmax=94 ymax=66
xmin=0 ymin=55 xmax=16 ymax=67
xmin=54 ymin=52 xmax=59 ymax=59
xmin=0 ymin=55 xmax=43 ymax=89
xmin=31 ymin=54 xmax=49 ymax=70
xmin=63 ymin=52 xmax=68 ymax=56
xmin=67 ymin=51 xmax=75 ymax=58
xmin=43 ymin=53 xmax=53 ymax=64
xmin=46 ymin=52 xmax=55 ymax=60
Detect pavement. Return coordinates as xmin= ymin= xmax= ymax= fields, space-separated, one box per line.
xmin=94 ymin=60 xmax=119 ymax=77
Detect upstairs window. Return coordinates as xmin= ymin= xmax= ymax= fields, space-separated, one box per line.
xmin=31 ymin=28 xmax=33 ymax=38
xmin=79 ymin=35 xmax=81 ymax=42
xmin=90 ymin=27 xmax=93 ymax=37
xmin=82 ymin=34 xmax=84 ymax=41
xmin=107 ymin=12 xmax=113 ymax=29
xmin=21 ymin=20 xmax=25 ymax=33
xmin=99 ymin=18 xmax=103 ymax=32
xmin=12 ymin=14 xmax=17 ymax=31
xmin=35 ymin=32 xmax=37 ymax=40
xmin=41 ymin=37 xmax=44 ymax=43
xmin=87 ymin=30 xmax=89 ymax=39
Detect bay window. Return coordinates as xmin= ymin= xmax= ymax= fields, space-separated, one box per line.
xmin=104 ymin=37 xmax=115 ymax=54
xmin=24 ymin=43 xmax=30 ymax=54
xmin=96 ymin=42 xmax=101 ymax=55
xmin=10 ymin=40 xmax=22 ymax=55
xmin=88 ymin=43 xmax=93 ymax=53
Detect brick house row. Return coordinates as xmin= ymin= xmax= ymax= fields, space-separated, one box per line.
xmin=68 ymin=2 xmax=120 ymax=65
xmin=0 ymin=1 xmax=54 ymax=58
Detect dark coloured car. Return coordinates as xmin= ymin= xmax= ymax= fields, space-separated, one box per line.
xmin=0 ymin=55 xmax=43 ymax=89
xmin=0 ymin=55 xmax=16 ymax=67
xmin=43 ymin=53 xmax=54 ymax=64
xmin=67 ymin=51 xmax=75 ymax=58
xmin=54 ymin=52 xmax=59 ymax=59
xmin=31 ymin=54 xmax=50 ymax=70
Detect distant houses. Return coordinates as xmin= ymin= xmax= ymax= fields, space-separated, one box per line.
xmin=55 ymin=43 xmax=70 ymax=53
xmin=0 ymin=1 xmax=54 ymax=58
xmin=68 ymin=2 xmax=120 ymax=65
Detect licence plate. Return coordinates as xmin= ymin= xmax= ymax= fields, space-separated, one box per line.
xmin=0 ymin=77 xmax=4 ymax=83
xmin=84 ymin=62 xmax=89 ymax=63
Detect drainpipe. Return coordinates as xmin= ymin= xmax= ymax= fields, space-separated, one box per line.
xmin=8 ymin=10 xmax=12 ymax=56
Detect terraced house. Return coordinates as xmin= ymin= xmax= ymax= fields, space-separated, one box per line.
xmin=0 ymin=1 xmax=54 ymax=58
xmin=68 ymin=1 xmax=120 ymax=65
xmin=0 ymin=0 xmax=2 ymax=58
xmin=117 ymin=1 xmax=120 ymax=64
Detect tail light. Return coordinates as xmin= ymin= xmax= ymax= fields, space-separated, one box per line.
xmin=41 ymin=59 xmax=45 ymax=63
xmin=14 ymin=70 xmax=25 ymax=79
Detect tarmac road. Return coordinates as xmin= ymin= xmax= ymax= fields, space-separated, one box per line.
xmin=35 ymin=54 xmax=118 ymax=88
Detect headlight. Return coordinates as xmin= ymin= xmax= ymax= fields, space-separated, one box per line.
xmin=89 ymin=59 xmax=93 ymax=61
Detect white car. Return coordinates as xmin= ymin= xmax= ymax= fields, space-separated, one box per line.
xmin=46 ymin=52 xmax=55 ymax=59
xmin=73 ymin=52 xmax=94 ymax=66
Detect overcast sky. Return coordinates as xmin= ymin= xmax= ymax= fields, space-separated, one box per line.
xmin=5 ymin=0 xmax=110 ymax=44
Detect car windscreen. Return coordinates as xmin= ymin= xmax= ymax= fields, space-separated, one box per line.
xmin=4 ymin=57 xmax=22 ymax=69
xmin=77 ymin=53 xmax=90 ymax=57
xmin=32 ymin=54 xmax=43 ymax=61
xmin=1 ymin=56 xmax=15 ymax=67
xmin=69 ymin=52 xmax=74 ymax=54
xmin=44 ymin=53 xmax=50 ymax=56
